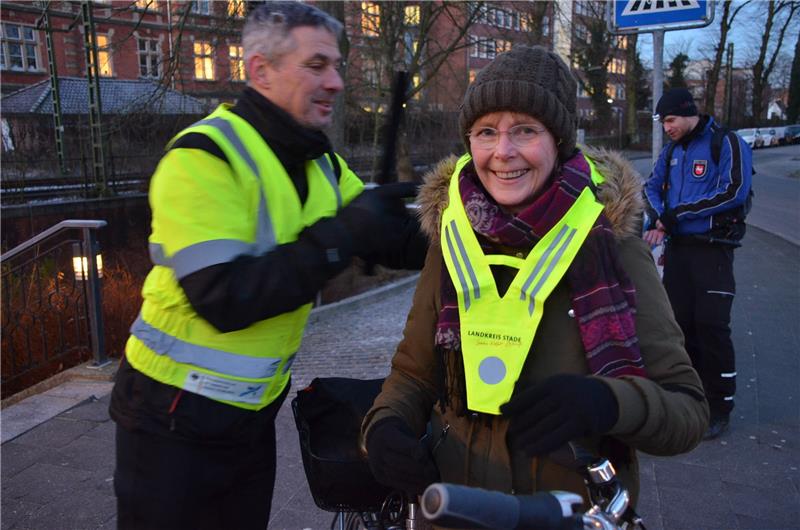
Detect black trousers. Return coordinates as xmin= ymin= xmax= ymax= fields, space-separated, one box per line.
xmin=114 ymin=384 xmax=288 ymax=530
xmin=663 ymin=241 xmax=736 ymax=417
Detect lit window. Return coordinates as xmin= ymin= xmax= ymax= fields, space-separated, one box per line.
xmin=617 ymin=36 xmax=627 ymax=50
xmin=135 ymin=0 xmax=158 ymax=9
xmin=496 ymin=39 xmax=512 ymax=54
xmin=192 ymin=0 xmax=210 ymax=15
xmin=361 ymin=2 xmax=380 ymax=36
xmin=1 ymin=23 xmax=39 ymax=72
xmin=96 ymin=34 xmax=113 ymax=77
xmin=227 ymin=0 xmax=246 ymax=18
xmin=138 ymin=37 xmax=161 ymax=78
xmin=404 ymin=5 xmax=419 ymax=26
xmin=194 ymin=40 xmax=215 ymax=80
xmin=229 ymin=44 xmax=245 ymax=81
xmin=411 ymin=72 xmax=421 ymax=100
xmin=469 ymin=68 xmax=479 ymax=83
xmin=606 ymin=84 xmax=615 ymax=99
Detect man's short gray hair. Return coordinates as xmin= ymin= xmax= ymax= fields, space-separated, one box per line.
xmin=242 ymin=2 xmax=342 ymax=66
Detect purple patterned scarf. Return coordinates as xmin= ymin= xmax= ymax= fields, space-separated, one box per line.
xmin=436 ymin=151 xmax=647 ymax=379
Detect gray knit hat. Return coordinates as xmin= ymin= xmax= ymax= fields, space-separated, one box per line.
xmin=459 ymin=45 xmax=577 ymax=160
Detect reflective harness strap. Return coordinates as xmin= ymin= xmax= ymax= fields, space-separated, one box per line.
xmin=440 ymin=154 xmax=605 ymax=414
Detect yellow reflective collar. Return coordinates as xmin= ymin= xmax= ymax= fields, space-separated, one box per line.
xmin=440 ymin=154 xmax=605 ymax=414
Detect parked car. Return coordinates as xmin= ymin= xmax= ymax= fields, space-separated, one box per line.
xmin=770 ymin=126 xmax=788 ymax=145
xmin=782 ymin=125 xmax=800 ymax=145
xmin=737 ymin=128 xmax=763 ymax=149
xmin=757 ymin=128 xmax=779 ymax=147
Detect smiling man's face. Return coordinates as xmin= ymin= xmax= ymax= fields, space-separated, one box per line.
xmin=262 ymin=26 xmax=343 ymax=129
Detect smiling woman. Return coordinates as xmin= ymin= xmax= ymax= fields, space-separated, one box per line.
xmin=361 ymin=45 xmax=709 ymax=508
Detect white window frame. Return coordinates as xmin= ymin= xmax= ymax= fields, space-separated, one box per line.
xmin=1 ymin=23 xmax=40 ymax=72
xmin=138 ymin=36 xmax=161 ymax=78
xmin=192 ymin=0 xmax=211 ymax=15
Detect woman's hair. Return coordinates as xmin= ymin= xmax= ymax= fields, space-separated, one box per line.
xmin=242 ymin=2 xmax=342 ymax=66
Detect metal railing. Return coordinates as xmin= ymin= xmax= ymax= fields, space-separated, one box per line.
xmin=1 ymin=220 xmax=109 ymax=399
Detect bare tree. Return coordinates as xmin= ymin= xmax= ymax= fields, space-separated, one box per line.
xmin=703 ymin=0 xmax=751 ymax=115
xmin=749 ymin=0 xmax=799 ymax=123
xmin=624 ymin=33 xmax=640 ymax=144
xmin=788 ymin=31 xmax=800 ymax=123
xmin=571 ymin=2 xmax=626 ymax=127
xmin=348 ymin=1 xmax=483 ymax=181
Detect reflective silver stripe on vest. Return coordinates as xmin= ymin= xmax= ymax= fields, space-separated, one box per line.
xmin=450 ymin=220 xmax=481 ymax=300
xmin=315 ymin=155 xmax=342 ymax=209
xmin=130 ymin=313 xmax=292 ymax=378
xmin=519 ymin=225 xmax=570 ymax=301
xmin=193 ymin=117 xmax=276 ymax=253
xmin=444 ymin=225 xmax=472 ymax=311
xmin=150 ymin=240 xmax=254 ymax=278
xmin=526 ymin=227 xmax=577 ymax=316
xmin=150 ymin=239 xmax=255 ymax=280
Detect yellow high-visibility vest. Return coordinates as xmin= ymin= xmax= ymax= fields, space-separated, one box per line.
xmin=440 ymin=154 xmax=605 ymax=414
xmin=126 ymin=104 xmax=364 ymax=410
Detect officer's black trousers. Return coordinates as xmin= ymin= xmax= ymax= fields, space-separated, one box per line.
xmin=114 ymin=387 xmax=287 ymax=530
xmin=663 ymin=241 xmax=736 ymax=417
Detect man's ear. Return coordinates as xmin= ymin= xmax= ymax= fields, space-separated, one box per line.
xmin=247 ymin=54 xmax=272 ymax=91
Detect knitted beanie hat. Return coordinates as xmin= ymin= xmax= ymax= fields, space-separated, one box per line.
xmin=655 ymin=88 xmax=698 ymax=121
xmin=459 ymin=45 xmax=577 ymax=160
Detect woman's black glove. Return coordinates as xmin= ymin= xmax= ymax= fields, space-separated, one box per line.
xmin=500 ymin=374 xmax=619 ymax=457
xmin=365 ymin=416 xmax=440 ymax=495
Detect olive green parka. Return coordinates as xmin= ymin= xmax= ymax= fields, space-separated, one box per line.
xmin=362 ymin=148 xmax=709 ymax=507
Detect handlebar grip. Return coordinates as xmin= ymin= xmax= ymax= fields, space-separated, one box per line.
xmin=421 ymin=483 xmax=582 ymax=530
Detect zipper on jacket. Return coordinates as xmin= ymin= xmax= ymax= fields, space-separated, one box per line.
xmin=431 ymin=423 xmax=450 ymax=455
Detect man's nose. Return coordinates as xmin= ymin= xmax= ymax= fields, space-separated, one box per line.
xmin=324 ymin=67 xmax=344 ymax=93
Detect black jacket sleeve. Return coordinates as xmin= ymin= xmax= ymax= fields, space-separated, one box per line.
xmin=179 ymin=216 xmax=356 ymax=333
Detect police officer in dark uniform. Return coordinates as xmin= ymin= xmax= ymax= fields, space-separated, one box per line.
xmin=643 ymin=88 xmax=753 ymax=440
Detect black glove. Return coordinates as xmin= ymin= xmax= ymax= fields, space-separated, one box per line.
xmin=337 ymin=188 xmax=410 ymax=259
xmin=658 ymin=209 xmax=678 ymax=234
xmin=500 ymin=374 xmax=619 ymax=457
xmin=366 ymin=417 xmax=440 ymax=495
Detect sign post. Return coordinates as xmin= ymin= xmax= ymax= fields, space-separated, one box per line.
xmin=607 ymin=0 xmax=715 ymax=165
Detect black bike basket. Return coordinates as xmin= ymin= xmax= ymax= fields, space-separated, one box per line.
xmin=291 ymin=377 xmax=394 ymax=512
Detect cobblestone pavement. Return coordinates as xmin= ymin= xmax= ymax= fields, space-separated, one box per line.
xmin=2 ymin=227 xmax=798 ymax=530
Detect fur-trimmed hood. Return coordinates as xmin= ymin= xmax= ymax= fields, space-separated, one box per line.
xmin=416 ymin=146 xmax=644 ymax=241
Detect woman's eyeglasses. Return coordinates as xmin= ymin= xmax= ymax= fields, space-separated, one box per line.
xmin=468 ymin=124 xmax=547 ymax=149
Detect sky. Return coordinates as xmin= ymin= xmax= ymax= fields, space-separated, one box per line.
xmin=633 ymin=0 xmax=798 ymax=84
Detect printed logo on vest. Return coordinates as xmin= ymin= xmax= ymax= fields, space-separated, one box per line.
xmin=692 ymin=160 xmax=708 ymax=178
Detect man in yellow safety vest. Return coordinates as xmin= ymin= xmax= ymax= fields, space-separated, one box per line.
xmin=109 ymin=3 xmax=426 ymax=528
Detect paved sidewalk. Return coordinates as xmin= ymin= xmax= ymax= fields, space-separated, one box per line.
xmin=2 ymin=227 xmax=798 ymax=530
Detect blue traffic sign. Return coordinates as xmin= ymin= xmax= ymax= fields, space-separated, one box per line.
xmin=608 ymin=0 xmax=715 ymax=33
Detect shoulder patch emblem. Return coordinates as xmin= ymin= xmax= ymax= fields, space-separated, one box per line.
xmin=692 ymin=160 xmax=707 ymax=178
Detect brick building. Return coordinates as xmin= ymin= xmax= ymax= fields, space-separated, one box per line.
xmin=1 ymin=1 xmax=629 ymax=161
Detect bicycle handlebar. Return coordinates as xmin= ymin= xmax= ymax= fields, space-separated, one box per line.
xmin=421 ymin=483 xmax=584 ymax=530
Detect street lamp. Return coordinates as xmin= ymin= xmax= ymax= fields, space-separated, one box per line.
xmin=72 ymin=242 xmax=103 ymax=281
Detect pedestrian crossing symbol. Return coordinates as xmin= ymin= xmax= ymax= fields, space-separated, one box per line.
xmin=622 ymin=0 xmax=701 ymax=17
xmin=608 ymin=0 xmax=714 ymax=34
